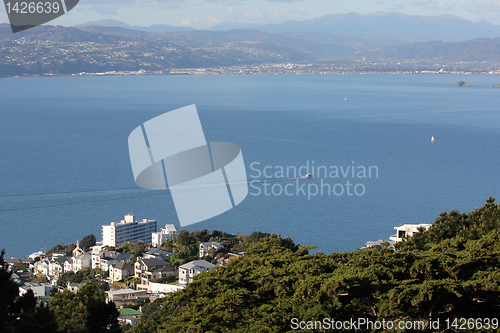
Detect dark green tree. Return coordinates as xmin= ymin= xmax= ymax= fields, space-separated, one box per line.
xmin=50 ymin=282 xmax=121 ymax=333
xmin=0 ymin=250 xmax=58 ymax=333
xmin=80 ymin=234 xmax=97 ymax=248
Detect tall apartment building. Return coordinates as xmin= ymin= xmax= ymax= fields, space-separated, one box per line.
xmin=102 ymin=214 xmax=157 ymax=247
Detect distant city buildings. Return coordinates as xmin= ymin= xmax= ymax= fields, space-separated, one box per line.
xmin=102 ymin=214 xmax=157 ymax=247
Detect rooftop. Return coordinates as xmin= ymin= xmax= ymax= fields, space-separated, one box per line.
xmin=179 ymin=260 xmax=215 ymax=270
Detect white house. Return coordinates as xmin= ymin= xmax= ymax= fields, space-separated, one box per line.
xmin=33 ymin=261 xmax=49 ymax=277
xmin=151 ymin=224 xmax=178 ymax=248
xmin=142 ymin=248 xmax=172 ymax=261
xmin=105 ymin=289 xmax=148 ymax=303
xmin=63 ymin=259 xmax=73 ymax=273
xmin=102 ymin=214 xmax=157 ymax=247
xmin=92 ymin=250 xmax=118 ymax=269
xmin=199 ymin=242 xmax=224 ymax=258
xmin=178 ymin=260 xmax=215 ymax=284
xmin=48 ymin=259 xmax=66 ymax=279
xmin=72 ymin=254 xmax=92 ymax=272
xmin=19 ymin=282 xmax=53 ymax=298
xmin=109 ymin=262 xmax=134 ymax=282
xmin=149 ymin=282 xmax=185 ymax=294
xmin=389 ymin=223 xmax=432 ymax=243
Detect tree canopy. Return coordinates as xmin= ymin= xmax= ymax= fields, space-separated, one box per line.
xmin=130 ymin=198 xmax=500 ymax=332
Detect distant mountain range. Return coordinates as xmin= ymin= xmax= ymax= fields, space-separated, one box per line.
xmin=254 ymin=12 xmax=500 ymax=43
xmin=75 ymin=12 xmax=500 ymax=44
xmin=75 ymin=19 xmax=195 ymax=33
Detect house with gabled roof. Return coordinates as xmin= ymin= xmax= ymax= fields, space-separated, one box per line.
xmin=109 ymin=262 xmax=134 ymax=282
xmin=134 ymin=257 xmax=171 ymax=288
xmin=178 ymin=260 xmax=215 ymax=284
xmin=72 ymin=254 xmax=92 ymax=272
xmin=142 ymin=248 xmax=172 ymax=261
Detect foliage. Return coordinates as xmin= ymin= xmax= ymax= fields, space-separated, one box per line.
xmin=80 ymin=234 xmax=97 ymax=248
xmin=50 ymin=282 xmax=121 ymax=333
xmin=0 ymin=250 xmax=58 ymax=333
xmin=118 ymin=242 xmax=150 ymax=263
xmin=46 ymin=243 xmax=76 ymax=257
xmin=160 ymin=229 xmax=271 ymax=267
xmin=130 ymin=198 xmax=500 ymax=332
xmin=57 ymin=268 xmax=108 ymax=290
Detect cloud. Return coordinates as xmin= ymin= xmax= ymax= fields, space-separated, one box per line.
xmin=79 ymin=0 xmax=191 ymax=13
xmin=473 ymin=0 xmax=500 ymax=11
xmin=410 ymin=0 xmax=455 ymax=11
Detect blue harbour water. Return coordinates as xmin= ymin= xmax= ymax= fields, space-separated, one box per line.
xmin=1 ymin=74 xmax=499 ymax=258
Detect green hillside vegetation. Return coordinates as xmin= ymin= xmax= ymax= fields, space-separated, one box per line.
xmin=131 ymin=197 xmax=500 ymax=332
xmin=160 ymin=230 xmax=271 ymax=267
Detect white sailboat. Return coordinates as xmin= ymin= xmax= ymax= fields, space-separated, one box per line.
xmin=431 ymin=136 xmax=435 ymax=143
xmin=344 ymin=95 xmax=347 ymax=101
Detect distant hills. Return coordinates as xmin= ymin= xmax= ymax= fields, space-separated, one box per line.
xmin=1 ymin=12 xmax=500 ymax=77
xmin=242 ymin=11 xmax=500 ymax=43
xmin=360 ymin=38 xmax=500 ymax=62
xmin=77 ymin=12 xmax=500 ymax=44
xmin=75 ymin=19 xmax=195 ymax=33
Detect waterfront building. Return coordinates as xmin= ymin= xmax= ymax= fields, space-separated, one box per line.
xmin=389 ymin=223 xmax=432 ymax=243
xmin=102 ymin=214 xmax=157 ymax=247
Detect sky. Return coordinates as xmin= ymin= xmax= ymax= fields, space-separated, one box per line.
xmin=2 ymin=0 xmax=500 ymax=29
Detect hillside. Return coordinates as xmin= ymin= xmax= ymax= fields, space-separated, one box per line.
xmin=360 ymin=38 xmax=500 ymax=62
xmin=130 ymin=198 xmax=500 ymax=332
xmin=1 ymin=22 xmax=500 ymax=77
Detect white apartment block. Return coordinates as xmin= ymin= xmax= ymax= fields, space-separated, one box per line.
xmin=102 ymin=214 xmax=157 ymax=247
xmin=151 ymin=224 xmax=178 ymax=248
xmin=389 ymin=223 xmax=432 ymax=243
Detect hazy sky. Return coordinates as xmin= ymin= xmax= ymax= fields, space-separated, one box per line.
xmin=2 ymin=0 xmax=500 ymax=28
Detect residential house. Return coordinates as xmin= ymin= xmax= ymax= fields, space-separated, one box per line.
xmin=19 ymin=282 xmax=53 ymax=298
xmin=199 ymin=242 xmax=224 ymax=258
xmin=91 ymin=250 xmax=118 ymax=269
xmin=178 ymin=260 xmax=215 ymax=284
xmin=105 ymin=289 xmax=149 ymax=306
xmin=149 ymin=282 xmax=185 ymax=294
xmin=216 ymin=251 xmax=245 ymax=266
xmin=142 ymin=248 xmax=172 ymax=261
xmin=48 ymin=257 xmax=67 ymax=280
xmin=67 ymin=282 xmax=85 ymax=293
xmin=109 ymin=262 xmax=134 ymax=282
xmin=33 ymin=260 xmax=49 ymax=277
xmin=63 ymin=259 xmax=73 ymax=273
xmin=389 ymin=223 xmax=431 ymax=243
xmin=134 ymin=258 xmax=170 ymax=289
xmin=118 ymin=308 xmax=143 ymax=326
xmin=72 ymin=254 xmax=92 ymax=272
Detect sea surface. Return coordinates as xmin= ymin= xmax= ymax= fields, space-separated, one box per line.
xmin=1 ymin=74 xmax=499 ymax=258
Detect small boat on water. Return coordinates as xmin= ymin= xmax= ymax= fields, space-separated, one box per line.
xmin=304 ymin=173 xmax=313 ymax=179
xmin=431 ymin=136 xmax=435 ymax=143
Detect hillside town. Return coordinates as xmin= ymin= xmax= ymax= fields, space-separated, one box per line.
xmin=4 ymin=214 xmax=245 ymax=327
